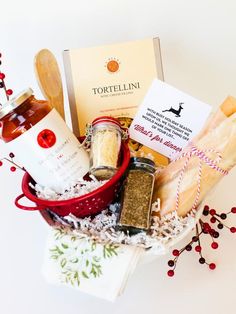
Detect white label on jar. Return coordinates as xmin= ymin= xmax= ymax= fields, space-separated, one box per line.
xmin=6 ymin=109 xmax=89 ymax=193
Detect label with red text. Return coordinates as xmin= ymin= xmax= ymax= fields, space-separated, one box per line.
xmin=129 ymin=79 xmax=212 ymax=159
xmin=6 ymin=109 xmax=89 ymax=193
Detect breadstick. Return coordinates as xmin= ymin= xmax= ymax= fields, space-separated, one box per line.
xmin=154 ymin=96 xmax=236 ymax=186
xmin=153 ymin=96 xmax=236 ymax=217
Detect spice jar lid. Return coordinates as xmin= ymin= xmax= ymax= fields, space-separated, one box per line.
xmin=92 ymin=116 xmax=122 ymax=129
xmin=0 ymin=88 xmax=33 ymax=119
xmin=130 ymin=157 xmax=156 ymax=172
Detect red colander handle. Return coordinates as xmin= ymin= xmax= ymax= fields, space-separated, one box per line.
xmin=15 ymin=194 xmax=45 ymax=211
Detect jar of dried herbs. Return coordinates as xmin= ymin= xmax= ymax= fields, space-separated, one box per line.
xmin=89 ymin=116 xmax=122 ymax=179
xmin=117 ymin=157 xmax=156 ymax=233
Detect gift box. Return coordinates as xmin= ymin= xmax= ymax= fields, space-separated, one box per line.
xmin=1 ymin=42 xmax=236 ymax=301
xmin=63 ymin=37 xmax=164 ymax=136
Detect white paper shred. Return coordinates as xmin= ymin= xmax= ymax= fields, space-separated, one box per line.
xmin=32 ymin=178 xmax=197 ymax=255
xmin=30 ymin=175 xmax=107 ymax=201
xmin=45 ymin=207 xmax=196 ymax=255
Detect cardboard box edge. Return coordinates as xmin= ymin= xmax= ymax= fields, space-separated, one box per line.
xmin=153 ymin=37 xmax=164 ymax=81
xmin=63 ymin=50 xmax=80 ymax=137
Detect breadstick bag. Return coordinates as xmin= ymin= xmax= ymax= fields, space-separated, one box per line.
xmin=153 ymin=96 xmax=236 ymax=217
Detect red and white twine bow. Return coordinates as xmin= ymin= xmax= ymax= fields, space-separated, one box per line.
xmin=174 ymin=144 xmax=229 ymax=212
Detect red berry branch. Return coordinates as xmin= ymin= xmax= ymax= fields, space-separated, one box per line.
xmin=0 ymin=152 xmax=25 ymax=172
xmin=0 ymin=52 xmax=13 ymax=107
xmin=0 ymin=53 xmax=17 ymax=169
xmin=167 ymin=205 xmax=236 ymax=277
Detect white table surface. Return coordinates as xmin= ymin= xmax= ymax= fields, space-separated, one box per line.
xmin=1 ymin=1 xmax=236 ymax=313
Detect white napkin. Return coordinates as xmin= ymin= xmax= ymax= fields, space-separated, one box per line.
xmin=42 ymin=228 xmax=142 ymax=301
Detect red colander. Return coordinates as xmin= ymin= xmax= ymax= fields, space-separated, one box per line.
xmin=15 ymin=142 xmax=130 ymax=218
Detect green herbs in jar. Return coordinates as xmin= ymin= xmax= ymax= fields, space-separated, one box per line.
xmin=117 ymin=157 xmax=155 ymax=233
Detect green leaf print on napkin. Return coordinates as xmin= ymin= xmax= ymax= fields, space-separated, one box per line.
xmin=49 ymin=228 xmax=120 ymax=286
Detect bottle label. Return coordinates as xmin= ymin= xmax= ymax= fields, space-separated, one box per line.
xmin=6 ymin=109 xmax=89 ymax=193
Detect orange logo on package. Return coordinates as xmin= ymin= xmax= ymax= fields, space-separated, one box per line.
xmin=105 ymin=58 xmax=120 ymax=73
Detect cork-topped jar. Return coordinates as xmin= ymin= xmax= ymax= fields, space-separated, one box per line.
xmin=89 ymin=116 xmax=122 ymax=179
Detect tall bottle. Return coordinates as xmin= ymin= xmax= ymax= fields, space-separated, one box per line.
xmin=0 ymin=88 xmax=89 ymax=193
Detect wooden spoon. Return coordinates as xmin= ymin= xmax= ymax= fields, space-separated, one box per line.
xmin=220 ymin=95 xmax=236 ymax=117
xmin=34 ymin=49 xmax=65 ymax=119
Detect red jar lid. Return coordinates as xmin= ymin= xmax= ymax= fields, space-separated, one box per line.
xmin=92 ymin=116 xmax=122 ymax=129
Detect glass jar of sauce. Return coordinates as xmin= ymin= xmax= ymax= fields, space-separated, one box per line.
xmin=0 ymin=88 xmax=89 ymax=193
xmin=89 ymin=116 xmax=122 ymax=179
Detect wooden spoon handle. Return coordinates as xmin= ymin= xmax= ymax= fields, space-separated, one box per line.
xmin=34 ymin=49 xmax=65 ymax=119
xmin=220 ymin=96 xmax=236 ymax=117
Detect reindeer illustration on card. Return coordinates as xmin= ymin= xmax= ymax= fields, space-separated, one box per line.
xmin=162 ymin=102 xmax=184 ymax=117
xmin=129 ymin=79 xmax=212 ymax=159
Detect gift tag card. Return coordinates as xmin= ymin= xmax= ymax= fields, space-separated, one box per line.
xmin=129 ymin=79 xmax=212 ymax=159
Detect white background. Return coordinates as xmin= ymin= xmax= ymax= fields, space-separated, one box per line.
xmin=1 ymin=1 xmax=236 ymax=313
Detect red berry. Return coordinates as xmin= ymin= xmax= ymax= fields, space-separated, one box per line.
xmin=199 ymin=257 xmax=205 ymax=264
xmin=195 ymin=245 xmax=202 ymax=252
xmin=230 ymin=227 xmax=236 ymax=233
xmin=168 ymin=260 xmax=175 ymax=267
xmin=209 ymin=263 xmax=216 ymax=270
xmin=0 ymin=73 xmax=5 ymax=80
xmin=211 ymin=242 xmax=219 ymax=249
xmin=172 ymin=249 xmax=180 ymax=257
xmin=203 ymin=223 xmax=211 ymax=233
xmin=0 ymin=160 xmax=3 ymax=166
xmin=186 ymin=245 xmax=192 ymax=251
xmin=220 ymin=213 xmax=227 ymax=220
xmin=217 ymin=223 xmax=224 ymax=230
xmin=213 ymin=231 xmax=220 ymax=238
xmin=210 ymin=217 xmax=216 ymax=223
xmin=203 ymin=205 xmax=209 ymax=216
xmin=209 ymin=209 xmax=216 ymax=216
xmin=231 ymin=207 xmax=236 ymax=214
xmin=6 ymin=89 xmax=13 ymax=96
xmin=167 ymin=270 xmax=175 ymax=277
xmin=10 ymin=166 xmax=16 ymax=172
